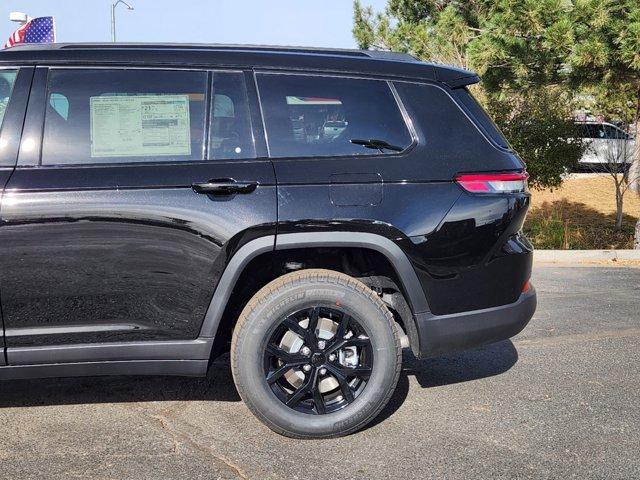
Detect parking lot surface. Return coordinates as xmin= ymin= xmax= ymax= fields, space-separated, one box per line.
xmin=0 ymin=264 xmax=638 ymax=479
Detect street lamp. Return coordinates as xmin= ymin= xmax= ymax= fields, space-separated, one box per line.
xmin=9 ymin=11 xmax=31 ymax=25
xmin=110 ymin=0 xmax=134 ymax=42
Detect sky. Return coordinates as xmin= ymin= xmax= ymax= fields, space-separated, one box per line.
xmin=0 ymin=0 xmax=389 ymax=48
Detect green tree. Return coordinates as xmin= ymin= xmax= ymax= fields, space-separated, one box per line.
xmin=567 ymin=0 xmax=640 ymax=194
xmin=352 ymin=0 xmax=588 ymax=189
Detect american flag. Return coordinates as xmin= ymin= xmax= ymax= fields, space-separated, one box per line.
xmin=5 ymin=16 xmax=56 ymax=49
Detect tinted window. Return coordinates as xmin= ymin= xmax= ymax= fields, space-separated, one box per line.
xmin=257 ymin=74 xmax=412 ymax=158
xmin=0 ymin=69 xmax=18 ymax=129
xmin=42 ymin=69 xmax=207 ymax=165
xmin=454 ymin=87 xmax=510 ymax=149
xmin=210 ymin=72 xmax=255 ymax=160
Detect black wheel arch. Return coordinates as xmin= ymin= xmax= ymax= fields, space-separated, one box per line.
xmin=199 ymin=232 xmax=430 ymax=356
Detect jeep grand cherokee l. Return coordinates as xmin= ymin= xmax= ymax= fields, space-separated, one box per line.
xmin=0 ymin=43 xmax=536 ymax=438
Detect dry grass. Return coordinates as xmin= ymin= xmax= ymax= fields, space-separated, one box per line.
xmin=530 ymin=175 xmax=640 ymax=216
xmin=524 ymin=175 xmax=640 ymax=249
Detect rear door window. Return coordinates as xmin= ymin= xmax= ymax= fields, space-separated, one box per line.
xmin=42 ymin=69 xmax=208 ymax=165
xmin=257 ymin=74 xmax=412 ymax=158
xmin=0 ymin=69 xmax=19 ymax=129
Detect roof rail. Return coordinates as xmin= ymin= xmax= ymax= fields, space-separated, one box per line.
xmin=7 ymin=42 xmax=418 ymax=62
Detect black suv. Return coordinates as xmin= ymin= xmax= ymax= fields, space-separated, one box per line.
xmin=0 ymin=44 xmax=536 ymax=438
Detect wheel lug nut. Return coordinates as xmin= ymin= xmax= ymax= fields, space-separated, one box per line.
xmin=317 ymin=340 xmax=326 ymax=350
xmin=301 ymin=346 xmax=311 ymax=356
xmin=302 ymin=364 xmax=311 ymax=372
xmin=328 ymin=354 xmax=336 ymax=362
xmin=319 ymin=368 xmax=327 ymax=375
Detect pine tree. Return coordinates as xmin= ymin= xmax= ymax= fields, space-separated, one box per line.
xmin=353 ymin=0 xmax=639 ymax=190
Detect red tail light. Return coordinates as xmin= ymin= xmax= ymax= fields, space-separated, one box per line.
xmin=455 ymin=172 xmax=529 ymax=194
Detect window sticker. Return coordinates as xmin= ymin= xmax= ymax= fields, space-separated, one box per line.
xmin=90 ymin=94 xmax=191 ymax=157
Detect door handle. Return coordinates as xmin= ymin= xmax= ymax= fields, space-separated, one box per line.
xmin=192 ymin=179 xmax=258 ymax=195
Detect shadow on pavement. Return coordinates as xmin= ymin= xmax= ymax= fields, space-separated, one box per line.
xmin=366 ymin=340 xmax=518 ymax=429
xmin=406 ymin=339 xmax=518 ymax=389
xmin=0 ymin=355 xmax=241 ymax=408
xmin=0 ymin=341 xmax=517 ymax=415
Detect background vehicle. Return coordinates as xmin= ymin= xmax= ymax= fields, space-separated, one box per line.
xmin=0 ymin=43 xmax=536 ymax=438
xmin=574 ymin=121 xmax=636 ymax=171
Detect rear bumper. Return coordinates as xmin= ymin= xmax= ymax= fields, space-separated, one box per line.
xmin=414 ymin=286 xmax=536 ymax=358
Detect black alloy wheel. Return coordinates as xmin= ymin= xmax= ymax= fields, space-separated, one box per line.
xmin=264 ymin=306 xmax=373 ymax=415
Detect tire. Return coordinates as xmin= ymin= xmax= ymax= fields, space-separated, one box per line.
xmin=231 ymin=269 xmax=401 ymax=439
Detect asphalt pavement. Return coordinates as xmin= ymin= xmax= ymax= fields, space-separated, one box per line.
xmin=0 ymin=264 xmax=638 ymax=479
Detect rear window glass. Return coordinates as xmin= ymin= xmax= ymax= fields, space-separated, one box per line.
xmin=257 ymin=74 xmax=412 ymax=158
xmin=454 ymin=88 xmax=510 ymax=149
xmin=42 ymin=69 xmax=207 ymax=165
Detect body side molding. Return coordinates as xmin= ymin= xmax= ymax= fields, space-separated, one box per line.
xmin=0 ymin=360 xmax=208 ymax=380
xmin=6 ymin=338 xmax=214 ymax=365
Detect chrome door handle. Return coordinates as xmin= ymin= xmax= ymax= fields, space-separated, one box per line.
xmin=192 ymin=180 xmax=258 ymax=195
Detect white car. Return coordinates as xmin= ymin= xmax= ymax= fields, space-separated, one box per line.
xmin=575 ymin=121 xmax=636 ymax=170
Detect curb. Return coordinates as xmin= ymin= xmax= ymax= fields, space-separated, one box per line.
xmin=535 ymin=250 xmax=640 ymax=262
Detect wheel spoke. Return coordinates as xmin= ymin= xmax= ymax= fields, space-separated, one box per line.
xmin=333 ymin=364 xmax=372 ymax=379
xmin=344 ymin=336 xmax=370 ymax=348
xmin=307 ymin=307 xmax=320 ymax=336
xmin=282 ymin=317 xmax=307 ymax=339
xmin=312 ymin=373 xmax=326 ymax=414
xmin=325 ymin=364 xmax=355 ymax=402
xmin=285 ymin=372 xmax=314 ymax=408
xmin=265 ymin=344 xmax=308 ymax=365
xmin=325 ymin=335 xmax=370 ymax=355
xmin=334 ymin=311 xmax=350 ymax=340
xmin=266 ymin=363 xmax=291 ymax=384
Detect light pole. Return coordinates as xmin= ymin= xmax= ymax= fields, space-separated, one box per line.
xmin=110 ymin=0 xmax=134 ymax=42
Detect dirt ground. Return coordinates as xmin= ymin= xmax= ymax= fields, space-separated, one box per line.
xmin=525 ymin=174 xmax=640 ymax=249
xmin=530 ymin=174 xmax=640 ymax=218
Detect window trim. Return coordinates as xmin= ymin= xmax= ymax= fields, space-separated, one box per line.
xmin=21 ymin=65 xmax=260 ymax=169
xmin=254 ymin=70 xmax=418 ymax=161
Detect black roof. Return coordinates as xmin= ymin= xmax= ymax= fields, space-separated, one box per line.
xmin=0 ymin=43 xmax=479 ymax=87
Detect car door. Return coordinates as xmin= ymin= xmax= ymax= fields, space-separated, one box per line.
xmin=255 ymin=72 xmax=460 ymax=242
xmin=0 ymin=67 xmax=275 ymax=360
xmin=0 ymin=66 xmax=33 ymax=365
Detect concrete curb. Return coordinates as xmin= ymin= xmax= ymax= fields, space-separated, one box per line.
xmin=535 ymin=250 xmax=640 ymax=262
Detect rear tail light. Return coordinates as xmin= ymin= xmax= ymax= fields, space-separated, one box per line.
xmin=455 ymin=172 xmax=529 ymax=194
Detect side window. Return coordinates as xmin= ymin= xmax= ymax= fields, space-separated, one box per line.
xmin=257 ymin=74 xmax=412 ymax=158
xmin=210 ymin=72 xmax=255 ymax=160
xmin=603 ymin=124 xmax=628 ymax=140
xmin=453 ymin=87 xmax=510 ymax=149
xmin=0 ymin=69 xmax=19 ymax=130
xmin=42 ymin=69 xmax=208 ymax=165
